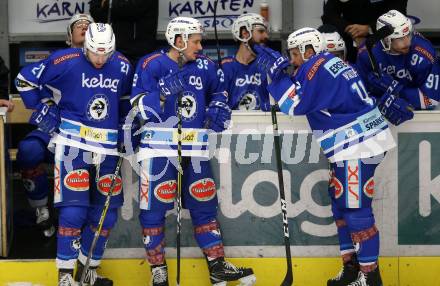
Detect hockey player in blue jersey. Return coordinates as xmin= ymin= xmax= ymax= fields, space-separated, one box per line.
xmin=222 ymin=13 xmax=271 ymax=111
xmin=253 ymin=28 xmax=399 ymax=286
xmin=131 ymin=16 xmax=256 ymax=286
xmin=16 ymin=13 xmax=94 ymax=238
xmin=16 ymin=23 xmax=133 ymax=286
xmin=357 ymin=10 xmax=440 ymax=110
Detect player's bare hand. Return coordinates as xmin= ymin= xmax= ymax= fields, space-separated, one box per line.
xmin=0 ymin=99 xmax=14 ymax=112
xmin=345 ymin=24 xmax=369 ymax=39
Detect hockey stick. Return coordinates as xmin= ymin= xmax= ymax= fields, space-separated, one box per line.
xmin=176 ymin=52 xmax=184 ymax=286
xmin=365 ymin=25 xmax=394 ymax=74
xmin=201 ymin=0 xmax=223 ymax=130
xmin=213 ymin=0 xmax=222 ymax=69
xmin=107 ymin=0 xmax=113 ymax=24
xmin=79 ymin=153 xmax=124 ymax=286
xmin=267 ymin=76 xmax=293 ymax=286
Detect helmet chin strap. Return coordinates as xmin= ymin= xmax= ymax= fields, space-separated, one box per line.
xmin=301 ymin=51 xmax=309 ymax=62
xmin=175 ymin=49 xmax=188 ymax=65
xmin=178 ymin=50 xmax=186 ymax=64
xmin=244 ymin=40 xmax=256 ymax=57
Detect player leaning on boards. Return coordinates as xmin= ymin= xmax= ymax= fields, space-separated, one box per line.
xmin=253 ymin=27 xmax=409 ymax=286
xmin=15 ymin=13 xmax=94 ymax=239
xmin=16 ymin=23 xmax=133 ymax=286
xmin=356 ymin=10 xmax=440 ymax=111
xmin=222 ymin=13 xmax=271 ymax=111
xmin=130 ymin=16 xmax=256 ymax=286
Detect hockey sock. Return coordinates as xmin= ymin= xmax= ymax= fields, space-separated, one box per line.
xmin=190 ymin=207 xmax=223 ymax=260
xmin=143 ymin=227 xmax=166 ymax=265
xmin=330 ymin=199 xmax=356 ymax=261
xmin=345 ymin=208 xmax=379 ymax=271
xmin=79 ymin=207 xmax=118 ymax=267
xmin=139 ymin=209 xmax=167 ymax=265
xmin=194 ymin=220 xmax=224 ymax=260
xmin=351 ymin=225 xmax=379 ymax=272
xmin=56 ymin=206 xmax=87 ymax=269
xmin=17 ymin=137 xmax=50 ymax=207
xmin=335 ymin=219 xmax=356 ymax=262
xmin=22 ymin=164 xmax=49 ymax=207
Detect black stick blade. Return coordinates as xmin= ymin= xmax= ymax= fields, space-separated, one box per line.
xmin=281 ymin=272 xmax=293 ymax=286
xmin=366 ymin=25 xmax=394 ymax=49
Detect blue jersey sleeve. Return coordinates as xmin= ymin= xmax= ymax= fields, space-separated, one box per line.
xmin=220 ymin=57 xmax=236 ymax=108
xmin=116 ymin=53 xmax=134 ymax=123
xmin=203 ymin=56 xmax=228 ymax=105
xmin=408 ymin=34 xmax=436 ymax=87
xmin=355 ymin=44 xmax=374 ymax=91
xmin=409 ymin=61 xmax=440 ymax=109
xmin=15 ymin=49 xmax=79 ymax=108
xmin=130 ymin=53 xmax=163 ymax=120
xmin=15 ymin=60 xmax=46 ymax=108
xmin=399 ymin=35 xmax=438 ymax=109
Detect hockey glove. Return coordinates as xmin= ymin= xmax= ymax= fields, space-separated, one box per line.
xmin=204 ymin=101 xmax=232 ymax=132
xmin=131 ymin=92 xmax=164 ymax=123
xmin=253 ymin=44 xmax=290 ymax=81
xmin=367 ymin=72 xmax=399 ymax=95
xmin=378 ymin=82 xmax=414 ymax=126
xmin=29 ymin=101 xmax=60 ymax=134
xmin=158 ymin=70 xmax=189 ymax=98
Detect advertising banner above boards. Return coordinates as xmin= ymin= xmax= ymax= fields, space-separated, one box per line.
xmin=8 ymin=0 xmax=90 ymax=35
xmin=158 ymin=0 xmax=282 ymax=33
xmin=8 ymin=0 xmax=282 ymax=36
xmin=8 ymin=0 xmax=439 ymax=38
xmin=101 ymin=111 xmax=440 ymax=259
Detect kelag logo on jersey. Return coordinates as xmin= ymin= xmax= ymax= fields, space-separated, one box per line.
xmin=379 ymin=64 xmax=413 ymax=81
xmin=235 ymin=73 xmax=262 ymax=87
xmin=189 ymin=76 xmax=203 ymax=90
xmin=87 ymin=94 xmax=110 ymax=121
xmin=82 ymin=73 xmax=120 ymax=92
xmin=177 ymin=92 xmax=198 ymax=121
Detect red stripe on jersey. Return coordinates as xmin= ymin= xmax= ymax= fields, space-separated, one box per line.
xmin=142 ymin=53 xmax=162 ymax=69
xmin=307 ymin=57 xmax=326 ymax=80
xmin=415 ymin=46 xmax=434 ymax=63
xmin=53 ymin=53 xmax=81 ymax=65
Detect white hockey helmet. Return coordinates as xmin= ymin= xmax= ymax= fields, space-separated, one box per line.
xmin=231 ymin=13 xmax=267 ymax=42
xmin=165 ymin=17 xmax=204 ymax=51
xmin=84 ymin=23 xmax=115 ymax=55
xmin=66 ymin=13 xmax=94 ymax=46
xmin=376 ymin=10 xmax=412 ymax=51
xmin=322 ymin=31 xmax=346 ymax=59
xmin=287 ymin=27 xmax=325 ymax=61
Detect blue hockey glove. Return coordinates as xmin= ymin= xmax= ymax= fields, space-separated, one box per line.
xmin=367 ymin=72 xmax=399 ymax=95
xmin=204 ymin=101 xmax=232 ymax=132
xmin=29 ymin=101 xmax=60 ymax=134
xmin=253 ymin=44 xmax=290 ymax=80
xmin=158 ymin=70 xmax=189 ymax=98
xmin=378 ymin=82 xmax=414 ymax=125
